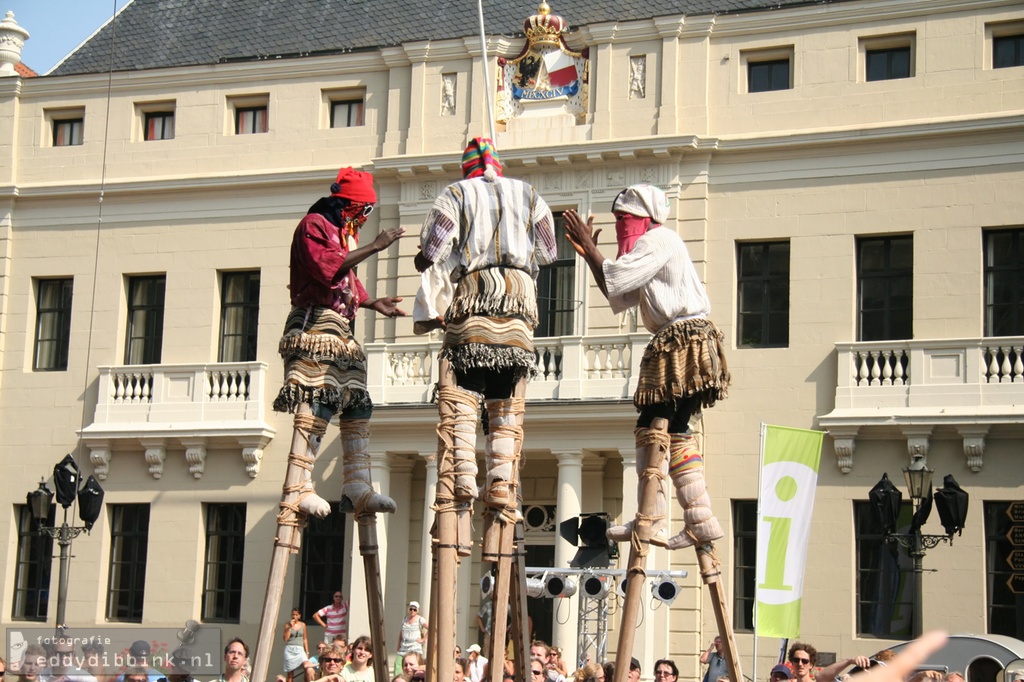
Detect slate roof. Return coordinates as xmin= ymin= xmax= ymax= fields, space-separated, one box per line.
xmin=51 ymin=0 xmax=859 ymax=77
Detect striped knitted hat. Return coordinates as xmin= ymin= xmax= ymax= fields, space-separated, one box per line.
xmin=461 ymin=137 xmax=503 ymax=180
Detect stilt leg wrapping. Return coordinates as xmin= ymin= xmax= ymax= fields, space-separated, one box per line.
xmin=437 ymin=386 xmax=482 ymax=502
xmin=483 ymin=397 xmax=525 ymax=522
xmin=666 ymin=432 xmax=723 ymax=550
xmin=606 ymin=427 xmax=670 ymax=548
xmin=339 ymin=419 xmax=397 ymax=514
xmin=279 ymin=412 xmax=331 ymax=532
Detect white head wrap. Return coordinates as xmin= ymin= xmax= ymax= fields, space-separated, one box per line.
xmin=612 ymin=184 xmax=670 ymax=224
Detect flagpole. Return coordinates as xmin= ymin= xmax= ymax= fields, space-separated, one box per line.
xmin=477 ymin=0 xmax=498 ymax=142
xmin=753 ymin=422 xmax=767 ymax=682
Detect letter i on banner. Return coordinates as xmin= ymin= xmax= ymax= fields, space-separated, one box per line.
xmin=755 ymin=424 xmax=824 ymax=638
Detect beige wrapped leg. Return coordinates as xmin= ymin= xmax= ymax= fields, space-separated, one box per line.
xmin=606 ymin=428 xmax=671 ymax=547
xmin=339 ymin=419 xmax=396 ymax=514
xmin=482 ymin=397 xmax=524 ymax=518
xmin=287 ymin=412 xmax=333 ymax=519
xmin=666 ymin=432 xmax=723 ymax=549
xmin=437 ymin=385 xmax=483 ymax=502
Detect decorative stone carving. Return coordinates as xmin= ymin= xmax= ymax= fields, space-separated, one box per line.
xmin=420 ymin=182 xmax=436 ymax=200
xmin=184 ymin=443 xmax=208 ymax=479
xmin=0 ymin=12 xmax=30 ymax=77
xmin=142 ymin=441 xmax=167 ymax=479
xmin=441 ymin=73 xmax=456 ymax=116
xmin=89 ymin=443 xmax=112 ymax=481
xmin=574 ymin=169 xmax=592 ymax=189
xmin=956 ymin=426 xmax=989 ymax=472
xmin=826 ymin=426 xmax=859 ymax=473
xmin=242 ymin=447 xmax=263 ymax=478
xmin=629 ymin=55 xmax=646 ymax=99
xmin=900 ymin=426 xmax=932 ymax=467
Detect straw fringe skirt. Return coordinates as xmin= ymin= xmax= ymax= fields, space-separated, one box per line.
xmin=634 ymin=317 xmax=730 ymax=410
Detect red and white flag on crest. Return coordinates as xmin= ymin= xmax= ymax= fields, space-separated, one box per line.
xmin=542 ymin=50 xmax=578 ymax=87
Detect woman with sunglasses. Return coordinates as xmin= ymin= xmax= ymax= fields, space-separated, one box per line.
xmin=316 ymin=644 xmax=347 ymax=681
xmin=275 ymin=166 xmax=406 ymax=523
xmin=395 ymin=602 xmax=428 ymax=676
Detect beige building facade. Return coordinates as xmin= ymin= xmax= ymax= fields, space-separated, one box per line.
xmin=1 ymin=0 xmax=1023 ymax=678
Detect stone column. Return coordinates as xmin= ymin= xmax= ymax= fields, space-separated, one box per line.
xmin=653 ymin=17 xmax=683 ymax=136
xmin=381 ymin=47 xmax=411 ymax=157
xmin=418 ymin=452 xmax=438 ymax=627
xmin=553 ymin=451 xmax=583 ymax=668
xmin=587 ymin=25 xmax=617 ymax=140
xmin=403 ymin=42 xmax=430 ymax=155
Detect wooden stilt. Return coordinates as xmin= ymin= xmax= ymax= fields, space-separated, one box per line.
xmin=612 ymin=417 xmax=670 ymax=682
xmin=696 ymin=544 xmax=743 ymax=682
xmin=427 ymin=529 xmax=440 ymax=682
xmin=509 ymin=520 xmax=530 ymax=675
xmin=356 ymin=513 xmax=390 ymax=682
xmin=252 ymin=404 xmax=320 ymax=682
xmin=431 ymin=359 xmax=459 ymax=682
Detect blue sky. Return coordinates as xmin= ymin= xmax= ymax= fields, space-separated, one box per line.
xmin=8 ymin=0 xmax=132 ymax=74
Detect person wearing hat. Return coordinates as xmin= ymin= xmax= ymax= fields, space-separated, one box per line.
xmin=394 ymin=601 xmax=428 ymax=676
xmin=564 ymin=186 xmax=730 ymax=550
xmin=771 ymin=665 xmax=794 ymax=682
xmin=273 ymin=167 xmax=406 ymax=519
xmin=414 ymin=138 xmax=556 ymax=520
xmin=466 ymin=644 xmax=488 ymax=682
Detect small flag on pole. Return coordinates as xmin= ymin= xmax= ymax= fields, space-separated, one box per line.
xmin=755 ymin=424 xmax=824 ymax=638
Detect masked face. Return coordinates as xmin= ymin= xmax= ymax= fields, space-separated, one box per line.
xmin=615 ymin=212 xmax=652 ymax=257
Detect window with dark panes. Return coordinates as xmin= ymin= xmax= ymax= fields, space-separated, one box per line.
xmin=984 ymin=228 xmax=1024 ymax=336
xmin=749 ymin=59 xmax=790 ymax=92
xmin=866 ymin=46 xmax=912 ymax=81
xmin=300 ymin=501 xmax=347 ymax=620
xmin=855 ymin=500 xmax=915 ymax=639
xmin=994 ymin=34 xmax=1024 ymax=69
xmin=144 ymin=111 xmax=175 ymax=141
xmin=536 ymin=212 xmax=576 ymax=338
xmin=11 ymin=505 xmax=54 ymax=621
xmin=857 ymin=236 xmax=913 ymax=341
xmin=331 ymin=99 xmax=365 ymax=128
xmin=202 ymin=503 xmax=247 ymax=623
xmin=53 ymin=118 xmax=84 ymax=146
xmin=235 ymin=106 xmax=268 ymax=134
xmin=737 ymin=242 xmax=790 ymax=348
xmin=125 ymin=275 xmax=166 ymax=364
xmin=732 ymin=500 xmax=757 ymax=631
xmin=106 ymin=504 xmax=150 ymax=622
xmin=33 ymin=277 xmax=73 ymax=371
xmin=219 ymin=271 xmax=261 ymax=362
xmin=984 ymin=501 xmax=1024 ymax=636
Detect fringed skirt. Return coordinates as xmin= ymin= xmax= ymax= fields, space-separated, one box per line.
xmin=440 ymin=267 xmax=538 ymax=381
xmin=273 ymin=306 xmax=372 ymax=414
xmin=634 ymin=317 xmax=730 ymax=410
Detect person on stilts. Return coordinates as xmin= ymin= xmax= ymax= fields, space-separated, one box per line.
xmin=563 ymin=184 xmax=732 ymax=678
xmin=414 ymin=138 xmax=556 ymax=682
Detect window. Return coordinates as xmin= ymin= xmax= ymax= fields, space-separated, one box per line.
xmin=33 ymin=278 xmax=73 ymax=371
xmin=125 ymin=275 xmax=166 ymax=364
xmin=11 ymin=505 xmax=54 ymax=621
xmin=994 ymin=33 xmax=1024 ymax=69
xmin=299 ymin=502 xmax=347 ymax=620
xmin=536 ymin=212 xmax=576 ymax=337
xmin=737 ymin=242 xmax=789 ymax=348
xmin=857 ymin=236 xmax=912 ymax=341
xmin=202 ymin=503 xmax=247 ymax=623
xmin=144 ymin=111 xmax=175 ymax=141
xmin=53 ymin=117 xmax=84 ymax=146
xmin=743 ymin=48 xmax=793 ymax=92
xmin=984 ymin=228 xmax=1024 ymax=336
xmin=866 ymin=46 xmax=912 ymax=81
xmin=235 ymin=106 xmax=268 ymax=134
xmin=732 ymin=500 xmax=756 ymax=631
xmin=106 ymin=504 xmax=150 ymax=622
xmin=330 ymin=99 xmax=365 ymax=128
xmin=855 ymin=500 xmax=914 ymax=638
xmin=219 ymin=271 xmax=261 ymax=362
xmin=985 ymin=502 xmax=1024 ymax=635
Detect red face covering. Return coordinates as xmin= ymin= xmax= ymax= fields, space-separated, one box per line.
xmin=615 ymin=213 xmax=652 ymax=258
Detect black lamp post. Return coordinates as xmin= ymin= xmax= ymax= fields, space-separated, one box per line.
xmin=27 ymin=454 xmax=104 ymax=632
xmin=869 ymin=454 xmax=969 ymax=638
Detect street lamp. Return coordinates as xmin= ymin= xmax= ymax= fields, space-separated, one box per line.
xmin=27 ymin=454 xmax=104 ymax=632
xmin=868 ymin=454 xmax=969 ymax=637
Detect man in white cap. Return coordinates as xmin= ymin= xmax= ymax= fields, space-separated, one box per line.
xmin=466 ymin=644 xmax=488 ymax=682
xmin=564 ymin=185 xmax=730 ymax=550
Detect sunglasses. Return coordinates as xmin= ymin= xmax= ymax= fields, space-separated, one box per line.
xmin=409 ymin=607 xmax=418 ymax=611
xmin=321 ymin=658 xmax=342 ymax=664
xmin=532 ymin=671 xmax=544 ymax=676
xmin=355 ymin=204 xmax=374 ymax=218
xmin=791 ymin=658 xmax=811 ymax=665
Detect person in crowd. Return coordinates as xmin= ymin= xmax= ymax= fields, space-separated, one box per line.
xmin=549 ymin=650 xmax=568 ymax=679
xmin=770 ymin=665 xmax=793 ymax=682
xmin=571 ymin=663 xmax=604 ymax=682
xmin=341 ymin=637 xmax=375 ymax=682
xmin=81 ymin=642 xmax=113 ymax=682
xmin=315 ymin=592 xmax=351 ymax=646
xmin=454 ymin=659 xmax=469 ymax=682
xmin=466 ymin=645 xmax=488 ymax=682
xmin=315 ymin=645 xmax=346 ymax=682
xmin=787 ymin=643 xmax=817 ymax=682
xmin=400 ymin=653 xmax=425 ymax=682
xmin=44 ymin=637 xmax=97 ymax=682
xmin=700 ymin=638 xmax=727 ymax=682
xmin=217 ymin=639 xmax=249 ymax=682
xmin=282 ymin=608 xmax=310 ymax=682
xmin=816 ymin=653 xmax=873 ymax=682
xmin=602 ymin=663 xmax=615 ymax=682
xmin=626 ymin=659 xmax=640 ymax=682
xmin=122 ymin=669 xmax=148 ymax=682
xmin=653 ymin=660 xmax=677 ymax=682
xmin=529 ymin=643 xmax=565 ymax=682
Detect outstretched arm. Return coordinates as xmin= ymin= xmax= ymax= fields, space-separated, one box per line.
xmin=818 ymin=656 xmax=872 ymax=682
xmin=342 ymin=227 xmax=406 ymax=273
xmin=563 ymin=209 xmax=607 ymax=298
xmin=362 ymin=297 xmax=407 ymax=318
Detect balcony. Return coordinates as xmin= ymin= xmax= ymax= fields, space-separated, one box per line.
xmin=80 ymin=362 xmax=275 ymax=480
xmin=365 ymin=332 xmax=652 ymax=404
xmin=818 ymin=337 xmax=1024 ymax=473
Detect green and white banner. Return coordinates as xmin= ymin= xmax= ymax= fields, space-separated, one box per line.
xmin=755 ymin=424 xmax=825 ymax=638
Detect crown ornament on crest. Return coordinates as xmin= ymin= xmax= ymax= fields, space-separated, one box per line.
xmin=524 ymin=1 xmax=567 ymax=46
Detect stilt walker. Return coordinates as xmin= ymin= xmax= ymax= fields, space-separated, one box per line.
xmin=413 ymin=138 xmax=557 ymax=681
xmin=252 ymin=168 xmax=407 ymax=682
xmin=564 ymin=185 xmax=741 ymax=682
